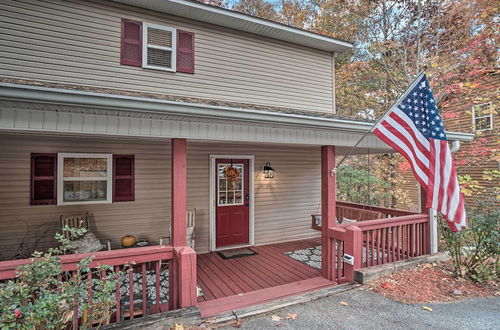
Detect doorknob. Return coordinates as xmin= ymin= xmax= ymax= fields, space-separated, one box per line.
xmin=245 ymin=193 xmax=249 ymax=207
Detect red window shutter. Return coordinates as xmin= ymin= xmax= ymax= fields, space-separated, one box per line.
xmin=31 ymin=153 xmax=57 ymax=205
xmin=176 ymin=30 xmax=195 ymax=74
xmin=113 ymin=155 xmax=135 ymax=202
xmin=121 ymin=19 xmax=142 ymax=67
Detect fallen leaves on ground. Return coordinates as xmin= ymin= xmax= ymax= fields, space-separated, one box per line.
xmin=340 ymin=301 xmax=349 ymax=306
xmin=271 ymin=312 xmax=298 ymax=326
xmin=422 ymin=306 xmax=433 ymax=312
xmin=368 ymin=262 xmax=498 ymax=304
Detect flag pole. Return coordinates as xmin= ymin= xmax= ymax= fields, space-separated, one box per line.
xmin=333 ymin=68 xmax=428 ymax=172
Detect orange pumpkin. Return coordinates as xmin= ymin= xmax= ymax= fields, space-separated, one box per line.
xmin=121 ymin=234 xmax=136 ymax=248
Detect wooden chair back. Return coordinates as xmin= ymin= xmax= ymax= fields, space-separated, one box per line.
xmin=60 ymin=212 xmax=90 ymax=240
xmin=164 ymin=209 xmax=196 ymax=248
xmin=186 ymin=209 xmax=196 ymax=229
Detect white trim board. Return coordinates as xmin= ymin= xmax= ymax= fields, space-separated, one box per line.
xmin=209 ymin=155 xmax=255 ymax=251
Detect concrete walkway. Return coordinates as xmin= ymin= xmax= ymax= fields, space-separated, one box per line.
xmin=221 ymin=289 xmax=500 ymax=330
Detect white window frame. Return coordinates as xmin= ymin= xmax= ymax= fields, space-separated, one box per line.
xmin=472 ymin=102 xmax=493 ymax=131
xmin=142 ymin=23 xmax=176 ymax=72
xmin=57 ymin=153 xmax=113 ymax=205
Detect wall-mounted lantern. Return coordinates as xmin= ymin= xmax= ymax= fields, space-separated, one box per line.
xmin=263 ymin=162 xmax=275 ymax=178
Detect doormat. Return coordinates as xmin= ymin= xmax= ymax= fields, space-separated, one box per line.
xmin=217 ymin=247 xmax=257 ymax=259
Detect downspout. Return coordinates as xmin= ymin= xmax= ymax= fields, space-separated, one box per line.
xmin=331 ymin=52 xmax=337 ymax=114
xmin=429 ymin=140 xmax=461 ymax=254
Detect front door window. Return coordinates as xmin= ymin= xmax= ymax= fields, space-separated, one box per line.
xmin=217 ymin=164 xmax=243 ymax=206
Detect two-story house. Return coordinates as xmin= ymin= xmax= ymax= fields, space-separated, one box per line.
xmin=0 ymin=0 xmax=473 ymax=322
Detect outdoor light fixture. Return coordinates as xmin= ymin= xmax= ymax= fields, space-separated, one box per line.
xmin=263 ymin=162 xmax=275 ymax=178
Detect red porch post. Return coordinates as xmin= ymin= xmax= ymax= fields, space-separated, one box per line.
xmin=344 ymin=226 xmax=362 ymax=282
xmin=170 ymin=138 xmax=188 ymax=310
xmin=171 ymin=138 xmax=187 ymax=247
xmin=321 ymin=145 xmax=336 ymax=280
xmin=175 ymin=246 xmax=197 ymax=308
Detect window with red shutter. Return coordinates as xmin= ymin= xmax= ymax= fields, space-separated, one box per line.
xmin=113 ymin=155 xmax=135 ymax=202
xmin=121 ymin=19 xmax=142 ymax=67
xmin=177 ymin=30 xmax=195 ymax=74
xmin=31 ymin=153 xmax=57 ymax=205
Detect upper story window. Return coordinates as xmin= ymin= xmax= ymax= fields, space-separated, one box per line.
xmin=472 ymin=103 xmax=493 ymax=131
xmin=121 ymin=19 xmax=194 ymax=74
xmin=143 ymin=23 xmax=177 ymax=72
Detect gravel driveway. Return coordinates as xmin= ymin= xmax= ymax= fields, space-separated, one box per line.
xmin=221 ymin=289 xmax=500 ymax=330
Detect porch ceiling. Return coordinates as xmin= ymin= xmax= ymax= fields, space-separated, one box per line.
xmin=0 ymin=82 xmax=473 ymax=151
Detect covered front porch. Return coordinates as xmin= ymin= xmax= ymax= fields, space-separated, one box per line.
xmin=0 ymin=83 xmax=472 ymax=327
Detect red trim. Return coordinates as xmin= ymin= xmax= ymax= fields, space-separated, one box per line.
xmin=30 ymin=153 xmax=57 ymax=205
xmin=112 ymin=155 xmax=135 ymax=202
xmin=176 ymin=30 xmax=195 ymax=74
xmin=171 ymin=139 xmax=187 ymax=247
xmin=198 ymin=276 xmax=333 ymax=318
xmin=215 ymin=158 xmax=250 ymax=247
xmin=321 ymin=146 xmax=336 ymax=280
xmin=121 ymin=19 xmax=142 ymax=66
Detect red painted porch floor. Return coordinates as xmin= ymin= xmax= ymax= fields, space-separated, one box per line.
xmin=196 ymin=238 xmax=336 ymax=317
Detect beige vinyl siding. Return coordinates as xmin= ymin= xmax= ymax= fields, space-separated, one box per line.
xmin=0 ymin=0 xmax=334 ymax=113
xmin=0 ymin=134 xmax=321 ymax=259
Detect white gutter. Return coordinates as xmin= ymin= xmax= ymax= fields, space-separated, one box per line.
xmin=0 ymin=83 xmax=475 ymax=142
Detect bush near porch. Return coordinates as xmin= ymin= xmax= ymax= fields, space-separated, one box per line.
xmin=439 ymin=195 xmax=499 ymax=283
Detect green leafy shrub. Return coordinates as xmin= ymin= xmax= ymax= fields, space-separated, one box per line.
xmin=0 ymin=227 xmax=122 ymax=329
xmin=440 ymin=200 xmax=500 ymax=283
xmin=336 ymin=165 xmax=391 ymax=205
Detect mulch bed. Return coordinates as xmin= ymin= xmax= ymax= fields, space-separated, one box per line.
xmin=366 ymin=262 xmax=499 ymax=304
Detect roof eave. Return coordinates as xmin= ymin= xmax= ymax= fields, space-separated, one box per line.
xmin=0 ymin=83 xmax=474 ymax=142
xmin=110 ymin=0 xmax=353 ymax=53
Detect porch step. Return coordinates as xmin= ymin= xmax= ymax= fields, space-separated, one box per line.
xmin=197 ymin=276 xmax=338 ymax=318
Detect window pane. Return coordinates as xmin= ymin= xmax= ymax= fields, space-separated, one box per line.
xmin=147 ymin=48 xmax=171 ymax=68
xmin=218 ymin=191 xmax=227 ymax=205
xmin=234 ymin=191 xmax=242 ymax=204
xmin=63 ymin=181 xmax=107 ymax=202
xmin=219 ymin=179 xmax=227 ymax=190
xmin=475 ymin=117 xmax=491 ymax=131
xmin=64 ymin=158 xmax=108 ymax=177
xmin=147 ymin=28 xmax=172 ymax=47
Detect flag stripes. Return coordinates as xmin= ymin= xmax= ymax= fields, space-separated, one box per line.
xmin=373 ymin=74 xmax=467 ymax=232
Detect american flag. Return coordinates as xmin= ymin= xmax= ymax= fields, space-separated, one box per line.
xmin=373 ymin=73 xmax=467 ymax=232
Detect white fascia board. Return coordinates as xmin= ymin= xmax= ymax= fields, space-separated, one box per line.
xmin=0 ymin=83 xmax=474 ymax=142
xmin=110 ymin=0 xmax=353 ymax=53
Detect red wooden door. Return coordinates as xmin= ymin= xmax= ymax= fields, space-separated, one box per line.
xmin=215 ymin=158 xmax=250 ymax=248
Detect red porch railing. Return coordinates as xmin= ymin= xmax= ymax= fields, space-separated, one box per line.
xmin=0 ymin=245 xmax=196 ymax=328
xmin=336 ymin=200 xmax=418 ymax=218
xmin=328 ymin=212 xmax=430 ymax=284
